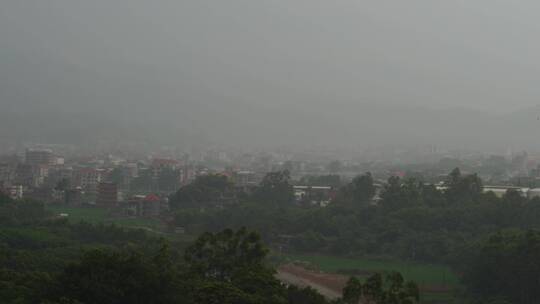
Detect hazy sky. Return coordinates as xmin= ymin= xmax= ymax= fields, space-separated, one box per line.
xmin=2 ymin=1 xmax=540 ymax=149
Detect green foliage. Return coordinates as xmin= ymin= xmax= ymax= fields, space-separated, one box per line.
xmin=444 ymin=168 xmax=483 ymax=204
xmin=184 ymin=227 xmax=268 ymax=280
xmin=340 ymin=173 xmax=375 ymax=205
xmin=170 ymin=174 xmax=234 ymax=209
xmin=2 ymin=223 xmax=328 ymax=304
xmin=0 ymin=198 xmax=49 ymax=225
xmin=253 ymin=170 xmax=294 ymax=206
xmin=342 ymin=277 xmax=363 ymax=303
xmin=282 ymin=254 xmax=458 ymax=287
xmin=380 ymin=176 xmax=421 ymax=211
xmin=0 ymin=191 xmax=13 ymax=204
xmin=46 ymin=205 xmax=164 ymax=230
xmin=47 ymin=246 xmax=186 ymax=304
xmin=287 ymin=285 xmax=328 ymax=304
xmin=1 ymin=186 xmax=331 ymax=304
xmin=342 ymin=272 xmax=419 ymax=304
xmin=55 ymin=178 xmax=71 ymax=192
xmin=253 ymin=170 xmax=295 ymax=206
xmin=460 ymin=229 xmax=540 ymax=304
xmin=193 ymin=281 xmax=253 ymax=304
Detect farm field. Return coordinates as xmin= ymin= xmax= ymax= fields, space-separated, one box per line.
xmin=281 ymin=253 xmax=458 ymax=287
xmin=46 ymin=205 xmax=165 ymax=231
xmin=279 ymin=253 xmax=458 ymax=303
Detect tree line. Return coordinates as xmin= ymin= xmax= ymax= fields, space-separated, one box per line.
xmin=169 ymin=168 xmax=540 ymax=303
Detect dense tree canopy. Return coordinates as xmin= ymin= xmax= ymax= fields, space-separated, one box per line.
xmin=444 ymin=168 xmax=483 ymax=204
xmin=5 ymin=166 xmax=540 ymax=303
xmin=172 ymin=168 xmax=540 ymax=265
xmin=340 ymin=172 xmax=376 ymax=205
xmin=460 ymin=230 xmax=540 ymax=304
xmin=0 ymin=204 xmax=338 ymax=304
xmin=170 ymin=174 xmax=235 ymax=209
xmin=343 ymin=272 xmax=419 ymax=304
xmin=253 ymin=171 xmax=295 ymax=207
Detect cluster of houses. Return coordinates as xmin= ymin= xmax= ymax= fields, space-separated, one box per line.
xmin=8 ymin=148 xmax=540 ymax=222
xmin=0 ymin=149 xmax=194 ymax=218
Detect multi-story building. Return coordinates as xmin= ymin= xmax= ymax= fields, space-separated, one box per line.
xmin=97 ymin=182 xmax=118 ymax=207
xmin=7 ymin=185 xmax=23 ymax=200
xmin=25 ymin=149 xmax=55 ymax=166
xmin=15 ymin=164 xmax=40 ymax=188
xmin=45 ymin=167 xmax=73 ymax=189
xmin=151 ymin=158 xmax=179 ymax=176
xmin=232 ymin=170 xmax=259 ymax=187
xmin=0 ymin=162 xmax=16 ymax=188
xmin=73 ymin=168 xmax=102 ymax=195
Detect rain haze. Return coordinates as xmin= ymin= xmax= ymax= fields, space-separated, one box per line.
xmin=2 ymin=0 xmax=540 ymax=150
xmin=5 ymin=3 xmax=540 ymax=303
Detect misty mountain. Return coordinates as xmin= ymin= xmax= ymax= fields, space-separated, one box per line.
xmin=2 ymin=101 xmax=539 ymax=152
xmin=3 ymin=1 xmax=540 ymax=152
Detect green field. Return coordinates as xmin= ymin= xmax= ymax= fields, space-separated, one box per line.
xmin=281 ymin=253 xmax=458 ymax=287
xmin=280 ymin=253 xmax=458 ymax=303
xmin=46 ymin=205 xmax=165 ymax=231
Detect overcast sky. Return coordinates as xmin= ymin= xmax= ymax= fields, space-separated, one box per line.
xmin=2 ymin=1 xmax=540 ymax=149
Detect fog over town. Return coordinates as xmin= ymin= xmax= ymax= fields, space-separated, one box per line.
xmin=3 ymin=2 xmax=540 ymax=304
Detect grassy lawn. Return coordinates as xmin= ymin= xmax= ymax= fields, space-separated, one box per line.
xmin=280 ymin=253 xmax=459 ymax=303
xmin=46 ymin=205 xmax=164 ymax=230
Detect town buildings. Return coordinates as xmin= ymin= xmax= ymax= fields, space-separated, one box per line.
xmin=97 ymin=182 xmax=118 ymax=207
xmin=25 ymin=148 xmax=56 ymax=166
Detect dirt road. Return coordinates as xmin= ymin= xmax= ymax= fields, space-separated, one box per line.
xmin=276 ymin=264 xmax=344 ymax=300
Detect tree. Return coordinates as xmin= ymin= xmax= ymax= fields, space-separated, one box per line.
xmin=384 ymin=272 xmax=419 ymax=304
xmin=421 ymin=184 xmax=446 ymax=208
xmin=54 ymin=178 xmax=70 ymax=192
xmin=193 ymin=281 xmax=253 ymax=304
xmin=185 ymin=228 xmax=288 ymax=304
xmin=184 ymin=227 xmax=268 ymax=280
xmin=341 ymin=173 xmax=375 ymax=205
xmin=170 ymin=174 xmax=235 ymax=209
xmin=253 ymin=171 xmax=294 ymax=206
xmin=0 ymin=191 xmax=13 ymax=207
xmin=445 ymin=168 xmax=483 ymax=204
xmin=341 ymin=272 xmax=419 ymax=304
xmin=287 ymin=285 xmax=328 ymax=304
xmin=379 ymin=176 xmax=424 ymax=211
xmin=362 ymin=273 xmax=385 ymax=303
xmin=502 ymin=189 xmax=525 ymax=206
xmin=48 ymin=249 xmax=172 ymax=304
xmin=461 ymin=230 xmax=540 ymax=304
xmin=342 ymin=277 xmax=363 ymax=304
xmin=380 ymin=176 xmax=402 ymax=211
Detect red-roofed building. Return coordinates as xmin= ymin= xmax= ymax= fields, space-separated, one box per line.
xmin=144 ymin=193 xmax=160 ymax=203
xmin=143 ymin=194 xmax=160 ymax=217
